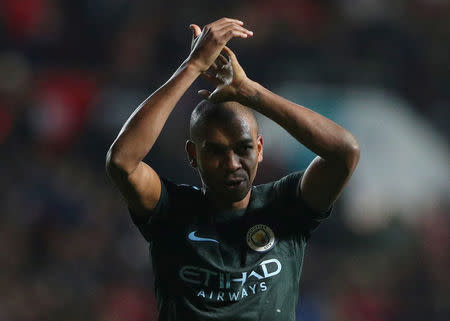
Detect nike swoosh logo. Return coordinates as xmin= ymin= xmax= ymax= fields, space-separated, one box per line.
xmin=188 ymin=231 xmax=219 ymax=243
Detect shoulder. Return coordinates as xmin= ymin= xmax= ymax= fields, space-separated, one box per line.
xmin=272 ymin=171 xmax=304 ymax=197
xmin=251 ymin=171 xmax=305 ymax=208
xmin=159 ymin=178 xmax=204 ymax=212
xmin=162 ymin=177 xmax=202 ymax=199
xmin=255 ymin=171 xmax=304 ymax=197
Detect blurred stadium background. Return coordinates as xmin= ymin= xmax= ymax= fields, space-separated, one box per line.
xmin=1 ymin=0 xmax=449 ymax=320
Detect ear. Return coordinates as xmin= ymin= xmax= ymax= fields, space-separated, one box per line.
xmin=257 ymin=134 xmax=263 ymax=163
xmin=185 ymin=140 xmax=198 ymax=168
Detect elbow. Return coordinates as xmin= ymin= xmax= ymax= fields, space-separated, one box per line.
xmin=342 ymin=132 xmax=360 ymax=173
xmin=105 ymin=148 xmax=121 ymax=178
xmin=105 ymin=147 xmax=135 ymax=177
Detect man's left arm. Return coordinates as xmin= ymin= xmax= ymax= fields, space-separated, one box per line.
xmin=197 ymin=45 xmax=360 ymax=213
xmin=239 ymin=80 xmax=360 ymax=213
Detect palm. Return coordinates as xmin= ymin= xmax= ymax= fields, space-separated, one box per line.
xmin=200 ymin=47 xmax=248 ymax=103
xmin=215 ymin=58 xmax=233 ymax=86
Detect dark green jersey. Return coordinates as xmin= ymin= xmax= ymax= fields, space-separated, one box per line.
xmin=130 ymin=171 xmax=331 ymax=321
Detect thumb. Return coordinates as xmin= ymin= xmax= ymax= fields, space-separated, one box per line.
xmin=200 ymin=88 xmax=227 ymax=104
xmin=189 ymin=24 xmax=202 ymax=38
xmin=222 ymin=46 xmax=239 ymax=69
xmin=197 ymin=89 xmax=212 ymax=100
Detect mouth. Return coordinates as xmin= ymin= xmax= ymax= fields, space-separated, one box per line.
xmin=224 ymin=178 xmax=245 ymax=189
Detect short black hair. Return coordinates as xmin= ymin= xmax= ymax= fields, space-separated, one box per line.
xmin=189 ymin=100 xmax=258 ymax=142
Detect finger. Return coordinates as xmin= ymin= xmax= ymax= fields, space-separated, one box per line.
xmin=216 ymin=22 xmax=252 ymax=34
xmin=215 ymin=55 xmax=227 ymax=69
xmin=217 ymin=23 xmax=253 ymax=38
xmin=201 ymin=72 xmax=221 ymax=86
xmin=221 ymin=46 xmax=236 ymax=60
xmin=198 ymin=88 xmax=224 ymax=103
xmin=203 ymin=19 xmax=245 ymax=37
xmin=198 ymin=89 xmax=212 ymax=100
xmin=210 ymin=18 xmax=244 ymax=28
xmin=206 ymin=62 xmax=219 ymax=74
xmin=189 ymin=24 xmax=202 ymax=50
xmin=189 ymin=24 xmax=202 ymax=38
xmin=215 ymin=55 xmax=231 ymax=72
xmin=222 ymin=30 xmax=250 ymax=40
xmin=217 ymin=27 xmax=253 ymax=43
xmin=221 ymin=46 xmax=240 ymax=69
xmin=208 ymin=88 xmax=228 ymax=104
xmin=217 ymin=54 xmax=229 ymax=65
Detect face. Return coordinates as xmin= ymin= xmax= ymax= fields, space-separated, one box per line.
xmin=186 ymin=115 xmax=263 ymax=205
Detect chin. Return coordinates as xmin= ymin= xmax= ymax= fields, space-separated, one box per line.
xmin=224 ymin=184 xmax=251 ymax=202
xmin=206 ymin=180 xmax=251 ymax=204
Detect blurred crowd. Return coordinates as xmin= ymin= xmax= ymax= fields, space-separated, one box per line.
xmin=0 ymin=1 xmax=449 ymax=320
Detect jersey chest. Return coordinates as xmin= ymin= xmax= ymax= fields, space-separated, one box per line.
xmin=149 ymin=213 xmax=303 ymax=299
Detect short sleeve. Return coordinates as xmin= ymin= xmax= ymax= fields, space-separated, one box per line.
xmin=128 ymin=177 xmax=172 ymax=242
xmin=273 ymin=171 xmax=332 ymax=241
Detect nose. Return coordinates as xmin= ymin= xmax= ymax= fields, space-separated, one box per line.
xmin=222 ymin=150 xmax=241 ymax=171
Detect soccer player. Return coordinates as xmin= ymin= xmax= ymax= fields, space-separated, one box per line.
xmin=106 ymin=17 xmax=359 ymax=321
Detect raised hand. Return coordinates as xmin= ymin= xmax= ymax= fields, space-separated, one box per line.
xmin=197 ymin=46 xmax=250 ymax=104
xmin=187 ymin=18 xmax=253 ymax=74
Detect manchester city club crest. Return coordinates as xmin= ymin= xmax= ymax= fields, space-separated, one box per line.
xmin=246 ymin=224 xmax=275 ymax=252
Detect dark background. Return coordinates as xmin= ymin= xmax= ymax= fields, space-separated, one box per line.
xmin=1 ymin=0 xmax=449 ymax=320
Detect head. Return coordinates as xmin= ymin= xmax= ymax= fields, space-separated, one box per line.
xmin=186 ymin=100 xmax=263 ymax=208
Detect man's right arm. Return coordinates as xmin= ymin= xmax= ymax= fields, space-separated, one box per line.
xmin=105 ymin=18 xmax=253 ymax=221
xmin=106 ymin=61 xmax=201 ymax=220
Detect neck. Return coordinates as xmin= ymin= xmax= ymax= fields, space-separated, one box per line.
xmin=202 ymin=188 xmax=252 ymax=211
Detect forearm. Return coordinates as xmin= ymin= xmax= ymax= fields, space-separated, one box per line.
xmin=238 ymin=80 xmax=359 ymax=168
xmin=107 ymin=60 xmax=200 ymax=173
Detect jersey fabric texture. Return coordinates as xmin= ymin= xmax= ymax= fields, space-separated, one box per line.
xmin=130 ymin=171 xmax=331 ymax=321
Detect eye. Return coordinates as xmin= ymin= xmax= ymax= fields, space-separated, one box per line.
xmin=204 ymin=145 xmax=225 ymax=155
xmin=236 ymin=145 xmax=253 ymax=155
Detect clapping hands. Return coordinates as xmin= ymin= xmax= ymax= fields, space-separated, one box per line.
xmin=187 ymin=18 xmax=252 ymax=103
